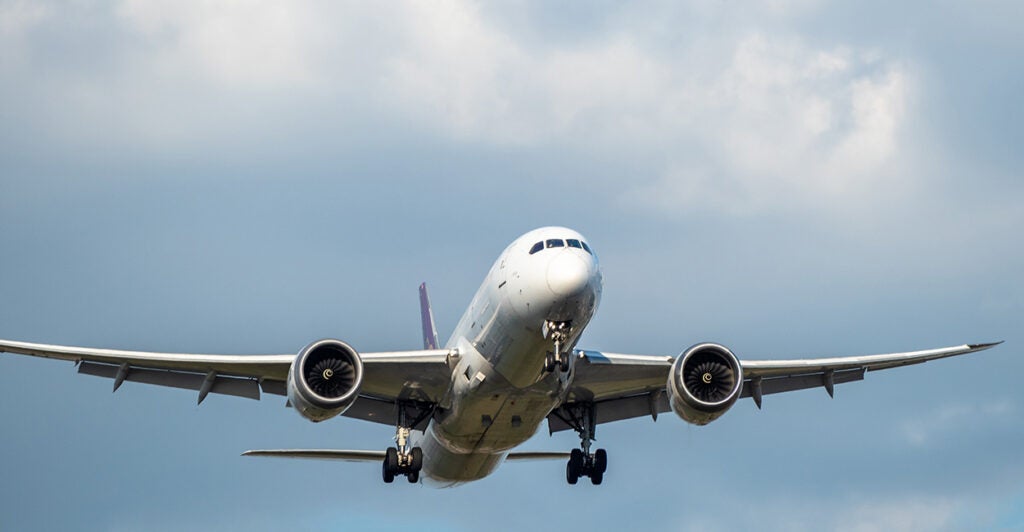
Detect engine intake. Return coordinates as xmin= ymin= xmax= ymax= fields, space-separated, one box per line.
xmin=288 ymin=339 xmax=363 ymax=422
xmin=667 ymin=343 xmax=743 ymax=425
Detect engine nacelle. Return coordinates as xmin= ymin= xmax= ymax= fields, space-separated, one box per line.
xmin=287 ymin=339 xmax=363 ymax=423
xmin=667 ymin=343 xmax=743 ymax=426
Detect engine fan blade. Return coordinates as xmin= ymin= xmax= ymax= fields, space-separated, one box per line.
xmin=306 ymin=358 xmax=355 ymax=397
xmin=685 ymin=360 xmax=733 ymax=402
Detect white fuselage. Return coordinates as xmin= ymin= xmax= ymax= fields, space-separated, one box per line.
xmin=415 ymin=227 xmax=603 ymax=486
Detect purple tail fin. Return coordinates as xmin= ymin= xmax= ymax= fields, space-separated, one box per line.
xmin=419 ymin=283 xmax=439 ymax=350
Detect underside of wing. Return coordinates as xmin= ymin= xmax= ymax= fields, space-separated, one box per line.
xmin=0 ymin=338 xmax=453 ymax=420
xmin=0 ymin=338 xmax=293 ymax=403
xmin=739 ymin=342 xmax=1003 ymax=408
xmin=548 ymin=350 xmax=673 ymax=433
xmin=550 ymin=341 xmax=1002 ymax=432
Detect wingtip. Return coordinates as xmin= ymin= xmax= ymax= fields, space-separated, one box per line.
xmin=968 ymin=341 xmax=1004 ymax=350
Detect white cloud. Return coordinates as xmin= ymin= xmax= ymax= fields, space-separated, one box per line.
xmin=678 ymin=493 xmax=962 ymax=532
xmin=0 ymin=0 xmax=969 ymax=223
xmin=832 ymin=497 xmax=959 ymax=532
xmin=625 ymin=37 xmax=913 ymax=216
xmin=115 ymin=0 xmax=318 ymax=89
xmin=899 ymin=400 xmax=1014 ymax=447
xmin=0 ymin=0 xmax=52 ymax=67
xmin=374 ymin=8 xmax=917 ymax=216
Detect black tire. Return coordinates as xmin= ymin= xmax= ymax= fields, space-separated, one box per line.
xmin=569 ymin=449 xmax=583 ymax=468
xmin=545 ymin=353 xmax=555 ymax=372
xmin=407 ymin=470 xmax=420 ymax=483
xmin=594 ymin=448 xmax=607 ymax=474
xmin=559 ymin=353 xmax=569 ymax=372
xmin=382 ymin=459 xmax=394 ymax=483
xmin=590 ymin=470 xmax=603 ymax=485
xmin=385 ymin=447 xmax=399 ymax=474
xmin=567 ymin=449 xmax=583 ymax=484
xmin=411 ymin=447 xmax=424 ymax=472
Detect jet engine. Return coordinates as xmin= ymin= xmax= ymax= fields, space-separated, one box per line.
xmin=287 ymin=339 xmax=363 ymax=422
xmin=667 ymin=343 xmax=743 ymax=426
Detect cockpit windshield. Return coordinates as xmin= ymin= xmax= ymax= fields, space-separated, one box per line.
xmin=528 ymin=238 xmax=593 ymax=255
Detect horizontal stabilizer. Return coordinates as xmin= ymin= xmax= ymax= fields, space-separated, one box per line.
xmin=505 ymin=451 xmax=570 ymax=461
xmin=243 ymin=449 xmax=571 ymax=463
xmin=242 ymin=449 xmax=385 ymax=462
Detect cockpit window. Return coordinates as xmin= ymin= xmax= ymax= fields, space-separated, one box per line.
xmin=530 ymin=238 xmax=593 ymax=255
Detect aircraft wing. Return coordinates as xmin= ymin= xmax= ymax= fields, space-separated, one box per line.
xmin=548 ymin=342 xmax=1002 ymax=433
xmin=0 ymin=339 xmax=452 ymax=426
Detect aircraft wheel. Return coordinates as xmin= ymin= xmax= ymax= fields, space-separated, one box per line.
xmin=594 ymin=448 xmax=607 ymax=474
xmin=411 ymin=447 xmax=423 ymax=472
xmin=407 ymin=470 xmax=420 ymax=483
xmin=590 ymin=470 xmax=603 ymax=485
xmin=567 ymin=449 xmax=583 ymax=485
xmin=383 ymin=447 xmax=399 ymax=483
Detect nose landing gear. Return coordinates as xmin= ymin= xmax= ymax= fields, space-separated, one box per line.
xmin=543 ymin=320 xmax=572 ymax=373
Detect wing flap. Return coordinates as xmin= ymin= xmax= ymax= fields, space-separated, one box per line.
xmin=77 ymin=361 xmax=262 ymax=400
xmin=740 ymin=367 xmax=865 ymax=399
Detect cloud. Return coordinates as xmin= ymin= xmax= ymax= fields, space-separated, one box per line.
xmin=115 ymin=0 xmax=318 ymax=89
xmin=832 ymin=496 xmax=959 ymax=532
xmin=0 ymin=1 xmax=52 ymax=66
xmin=675 ymin=493 xmax=963 ymax=532
xmin=624 ymin=36 xmax=912 ymax=217
xmin=2 ymin=0 xmax=1018 ymax=238
xmin=898 ymin=400 xmax=1015 ymax=447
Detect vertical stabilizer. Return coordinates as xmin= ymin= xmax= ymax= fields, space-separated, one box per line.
xmin=419 ymin=283 xmax=439 ymax=350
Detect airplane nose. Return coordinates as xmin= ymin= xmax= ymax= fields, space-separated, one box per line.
xmin=546 ymin=253 xmax=591 ymax=296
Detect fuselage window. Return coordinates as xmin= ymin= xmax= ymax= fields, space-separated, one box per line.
xmin=546 ymin=239 xmax=565 ymax=248
xmin=580 ymin=242 xmax=593 ymax=254
xmin=566 ymin=239 xmax=582 ymax=249
xmin=528 ymin=241 xmax=544 ymax=255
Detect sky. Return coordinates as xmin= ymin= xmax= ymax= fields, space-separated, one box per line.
xmin=1 ymin=1 xmax=1022 ymax=530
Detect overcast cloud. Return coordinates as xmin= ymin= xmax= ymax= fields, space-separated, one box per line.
xmin=1 ymin=2 xmax=1021 ymax=531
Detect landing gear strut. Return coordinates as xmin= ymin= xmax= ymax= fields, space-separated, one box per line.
xmin=543 ymin=320 xmax=572 ymax=373
xmin=552 ymin=402 xmax=607 ymax=485
xmin=382 ymin=402 xmax=430 ymax=484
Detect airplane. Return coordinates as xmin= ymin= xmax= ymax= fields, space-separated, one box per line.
xmin=0 ymin=226 xmax=1002 ymax=487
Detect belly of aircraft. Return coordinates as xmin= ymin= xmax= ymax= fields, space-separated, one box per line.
xmin=418 ymin=386 xmax=558 ymax=485
xmin=417 ymin=354 xmax=564 ymax=485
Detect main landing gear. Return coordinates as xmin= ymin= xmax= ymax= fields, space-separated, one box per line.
xmin=382 ymin=403 xmax=429 ymax=484
xmin=543 ymin=320 xmax=572 ymax=373
xmin=553 ymin=402 xmax=608 ymax=485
